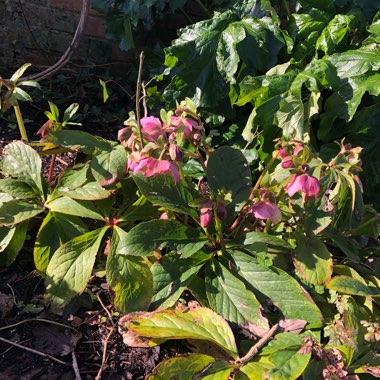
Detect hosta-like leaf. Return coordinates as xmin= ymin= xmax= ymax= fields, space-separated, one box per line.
xmin=205 ymin=260 xmax=266 ymax=327
xmin=2 ymin=141 xmax=45 ymax=195
xmin=151 ymin=251 xmax=209 ymax=310
xmin=124 ymin=307 xmax=238 ymax=359
xmin=0 ymin=200 xmax=44 ymax=226
xmin=134 ymin=174 xmax=198 ymax=218
xmin=57 ymin=181 xmax=111 ymax=200
xmin=118 ymin=220 xmax=207 ymax=257
xmin=47 ymin=196 xmax=104 ymax=220
xmin=45 ymin=228 xmax=108 ymax=304
xmin=206 ymin=146 xmax=251 ymax=215
xmin=231 ymin=250 xmax=323 ymax=327
xmin=0 ymin=179 xmax=40 ymax=199
xmin=326 ymin=276 xmax=379 ymax=296
xmin=34 ymin=212 xmax=88 ymax=275
xmin=106 ymin=227 xmax=152 ymax=313
xmin=91 ymin=144 xmax=128 ymax=186
xmin=293 ymin=235 xmax=333 ymax=286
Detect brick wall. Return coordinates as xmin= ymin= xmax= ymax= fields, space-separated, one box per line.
xmin=0 ymin=0 xmax=124 ymax=77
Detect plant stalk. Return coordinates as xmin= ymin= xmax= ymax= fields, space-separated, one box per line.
xmin=13 ymin=101 xmax=29 ymax=142
xmin=194 ymin=0 xmax=212 ymax=18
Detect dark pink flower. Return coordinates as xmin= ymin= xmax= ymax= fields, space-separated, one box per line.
xmin=141 ymin=116 xmax=165 ymax=142
xmin=250 ymin=200 xmax=282 ymax=224
xmin=286 ymin=173 xmax=320 ymax=201
xmin=216 ymin=202 xmax=227 ymax=221
xmin=132 ymin=157 xmax=180 ymax=183
xmin=170 ymin=116 xmax=200 ymax=137
xmin=200 ymin=200 xmax=213 ymax=228
xmin=169 ymin=143 xmax=183 ymax=162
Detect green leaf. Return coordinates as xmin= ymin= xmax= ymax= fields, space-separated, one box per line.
xmin=293 ymin=235 xmax=333 ymax=286
xmin=0 ymin=221 xmax=29 ymax=267
xmin=63 ymin=103 xmax=79 ymax=122
xmin=13 ymin=87 xmax=32 ymax=102
xmin=316 ymin=14 xmax=353 ymax=55
xmin=238 ymin=333 xmax=311 ymax=380
xmin=57 ymin=181 xmax=111 ymax=200
xmin=147 ymin=354 xmax=215 ymax=380
xmin=91 ymin=144 xmax=128 ymax=186
xmin=0 ymin=179 xmax=40 ymax=199
xmin=0 ymin=226 xmax=16 ymax=253
xmin=34 ymin=212 xmax=88 ymax=275
xmin=231 ymin=250 xmax=323 ymax=327
xmin=124 ymin=307 xmax=238 ymax=359
xmin=326 ymin=275 xmax=379 ymax=296
xmin=10 ymin=63 xmax=32 ymax=82
xmin=0 ymin=200 xmax=44 ymax=226
xmin=118 ymin=220 xmax=207 ymax=257
xmin=134 ymin=174 xmax=198 ymax=218
xmin=228 ymin=231 xmax=291 ymax=250
xmin=206 ymin=146 xmax=252 ymax=214
xmin=58 ymin=164 xmax=90 ymax=189
xmin=205 ymin=260 xmax=267 ymax=326
xmin=2 ymin=141 xmax=44 ymax=195
xmin=45 ymin=227 xmax=108 ymax=305
xmin=151 ymin=251 xmax=210 ymax=310
xmin=47 ymin=196 xmax=105 ymax=220
xmin=46 ymin=130 xmax=113 ymax=155
xmin=99 ymin=79 xmax=110 ymax=103
xmin=106 ymin=227 xmax=152 ymax=313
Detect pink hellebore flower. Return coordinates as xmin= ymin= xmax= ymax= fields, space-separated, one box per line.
xmin=132 ymin=157 xmax=180 ymax=183
xmin=286 ymin=173 xmax=320 ymax=201
xmin=200 ymin=200 xmax=213 ymax=228
xmin=170 ymin=116 xmax=200 ymax=137
xmin=140 ymin=116 xmax=165 ymax=142
xmin=250 ymin=201 xmax=282 ymax=224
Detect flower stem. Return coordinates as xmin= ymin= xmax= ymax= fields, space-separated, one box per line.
xmin=194 ymin=0 xmax=212 ymax=18
xmin=13 ymin=101 xmax=28 ymax=142
xmin=48 ymin=154 xmax=57 ymax=183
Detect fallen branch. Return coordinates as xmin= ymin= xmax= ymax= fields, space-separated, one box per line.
xmin=0 ymin=336 xmax=70 ymax=366
xmin=235 ymin=323 xmax=279 ymax=365
xmin=94 ymin=326 xmax=116 ymax=380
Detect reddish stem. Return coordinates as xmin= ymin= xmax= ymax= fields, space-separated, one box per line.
xmin=48 ymin=154 xmax=57 ymax=183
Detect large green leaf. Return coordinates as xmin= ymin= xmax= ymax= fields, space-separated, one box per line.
xmin=91 ymin=144 xmax=128 ymax=186
xmin=47 ymin=196 xmax=105 ymax=220
xmin=237 ymin=333 xmax=311 ymax=380
xmin=124 ymin=307 xmax=238 ymax=359
xmin=206 ymin=146 xmax=251 ymax=214
xmin=0 ymin=221 xmax=29 ymax=267
xmin=133 ymin=174 xmax=198 ymax=218
xmin=147 ymin=354 xmax=215 ymax=380
xmin=293 ymin=235 xmax=333 ymax=286
xmin=57 ymin=181 xmax=111 ymax=200
xmin=118 ymin=220 xmax=207 ymax=257
xmin=205 ymin=260 xmax=266 ymax=327
xmin=45 ymin=227 xmax=108 ymax=304
xmin=1 ymin=141 xmax=45 ymax=196
xmin=34 ymin=212 xmax=88 ymax=275
xmin=326 ymin=275 xmax=379 ymax=296
xmin=151 ymin=251 xmax=209 ymax=310
xmin=0 ymin=179 xmax=40 ymax=199
xmin=231 ymin=250 xmax=323 ymax=327
xmin=0 ymin=200 xmax=44 ymax=226
xmin=228 ymin=231 xmax=291 ymax=250
xmin=106 ymin=227 xmax=152 ymax=313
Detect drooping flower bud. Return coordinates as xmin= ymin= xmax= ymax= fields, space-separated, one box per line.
xmin=200 ymin=200 xmax=213 ymax=228
xmin=132 ymin=157 xmax=180 ymax=183
xmin=216 ymin=202 xmax=227 ymax=221
xmin=250 ymin=200 xmax=282 ymax=224
xmin=169 ymin=143 xmax=183 ymax=162
xmin=285 ymin=173 xmax=320 ymax=201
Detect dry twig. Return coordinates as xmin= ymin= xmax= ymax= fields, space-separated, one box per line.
xmin=72 ymin=351 xmax=82 ymax=380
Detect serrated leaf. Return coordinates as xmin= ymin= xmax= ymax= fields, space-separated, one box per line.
xmin=205 ymin=260 xmax=266 ymax=327
xmin=231 ymin=250 xmax=323 ymax=327
xmin=0 ymin=179 xmax=40 ymax=199
xmin=34 ymin=212 xmax=88 ymax=275
xmin=147 ymin=354 xmax=215 ymax=380
xmin=228 ymin=231 xmax=291 ymax=249
xmin=326 ymin=275 xmax=379 ymax=296
xmin=206 ymin=146 xmax=251 ymax=215
xmin=47 ymin=196 xmax=105 ymax=220
xmin=58 ymin=164 xmax=90 ymax=189
xmin=106 ymin=227 xmax=152 ymax=313
xmin=0 ymin=221 xmax=29 ymax=266
xmin=124 ymin=307 xmax=238 ymax=359
xmin=2 ymin=141 xmax=44 ymax=195
xmin=118 ymin=220 xmax=207 ymax=257
xmin=293 ymin=235 xmax=333 ymax=286
xmin=45 ymin=227 xmax=108 ymax=304
xmin=0 ymin=200 xmax=44 ymax=226
xmin=151 ymin=251 xmax=209 ymax=310
xmin=57 ymin=181 xmax=111 ymax=200
xmin=133 ymin=174 xmax=198 ymax=217
xmin=91 ymin=144 xmax=128 ymax=186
